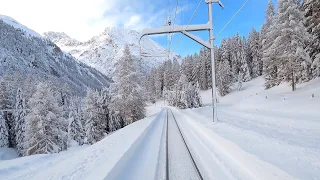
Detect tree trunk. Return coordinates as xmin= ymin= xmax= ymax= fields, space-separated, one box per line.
xmin=291 ymin=70 xmax=295 ymax=91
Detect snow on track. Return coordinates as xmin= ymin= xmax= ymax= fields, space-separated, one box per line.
xmin=167 ymin=109 xmax=202 ymax=180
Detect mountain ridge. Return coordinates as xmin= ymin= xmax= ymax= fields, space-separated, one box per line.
xmin=0 ymin=16 xmax=111 ymax=95
xmin=45 ymin=27 xmax=181 ymax=76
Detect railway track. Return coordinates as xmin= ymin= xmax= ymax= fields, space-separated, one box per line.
xmin=165 ymin=108 xmax=203 ymax=180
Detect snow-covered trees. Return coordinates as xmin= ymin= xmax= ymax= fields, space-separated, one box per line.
xmin=68 ymin=97 xmax=84 ymax=146
xmin=301 ymin=0 xmax=320 ymax=77
xmin=217 ymin=60 xmax=232 ymax=96
xmin=260 ymin=0 xmax=317 ymax=90
xmin=163 ymin=60 xmax=174 ymax=89
xmin=25 ymin=83 xmax=65 ymax=155
xmin=248 ymin=28 xmax=263 ymax=78
xmin=0 ymin=112 xmax=8 ymax=148
xmin=239 ymin=37 xmax=251 ymax=82
xmin=84 ymin=90 xmax=105 ymax=145
xmin=262 ymin=0 xmax=278 ymax=89
xmin=113 ymin=45 xmax=145 ymax=125
xmin=199 ymin=48 xmax=209 ymax=90
xmin=172 ymin=58 xmax=181 ymax=86
xmin=165 ymin=74 xmax=202 ymax=109
xmin=0 ymin=75 xmax=17 ymax=148
xmin=312 ymin=54 xmax=320 ymax=77
xmin=269 ymin=0 xmax=311 ymax=91
xmin=217 ymin=40 xmax=233 ymax=96
xmin=14 ymin=88 xmax=26 ymax=156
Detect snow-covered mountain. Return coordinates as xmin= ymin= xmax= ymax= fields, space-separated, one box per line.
xmin=0 ymin=16 xmax=111 ymax=94
xmin=0 ymin=15 xmax=42 ymax=38
xmin=45 ymin=28 xmax=181 ymax=76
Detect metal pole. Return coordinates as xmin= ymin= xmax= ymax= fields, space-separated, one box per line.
xmin=207 ymin=2 xmax=217 ymax=122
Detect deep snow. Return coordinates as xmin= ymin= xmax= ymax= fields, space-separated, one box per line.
xmin=184 ymin=76 xmax=320 ymax=179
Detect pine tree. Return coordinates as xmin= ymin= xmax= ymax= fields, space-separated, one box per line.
xmin=182 ymin=56 xmax=194 ymax=82
xmin=248 ymin=28 xmax=263 ymax=77
xmin=0 ymin=112 xmax=9 ymax=148
xmin=188 ymin=82 xmax=202 ymax=108
xmin=163 ymin=60 xmax=174 ymax=90
xmin=262 ymin=0 xmax=279 ymax=89
xmin=0 ymin=75 xmax=17 ymax=148
xmin=217 ymin=39 xmax=232 ymax=96
xmin=191 ymin=57 xmax=200 ymax=85
xmin=239 ymin=37 xmax=251 ymax=82
xmin=25 ymin=83 xmax=64 ymax=155
xmin=113 ymin=45 xmax=145 ymax=125
xmin=14 ymin=88 xmax=27 ymax=156
xmin=108 ymin=82 xmax=126 ymax=130
xmin=312 ymin=54 xmax=320 ymax=77
xmin=155 ymin=68 xmax=164 ymax=98
xmin=172 ymin=58 xmax=181 ymax=86
xmin=68 ymin=97 xmax=85 ymax=146
xmin=217 ymin=60 xmax=233 ymax=96
xmin=98 ymin=89 xmax=112 ymax=133
xmin=84 ymin=90 xmax=105 ymax=144
xmin=301 ymin=0 xmax=320 ymax=77
xmin=261 ymin=0 xmax=276 ymax=48
xmin=57 ymin=84 xmax=71 ymax=119
xmin=177 ymin=74 xmax=189 ymax=109
xmin=271 ymin=0 xmax=311 ymax=90
xmin=146 ymin=68 xmax=157 ymax=103
xmin=199 ymin=48 xmax=208 ymax=90
xmin=205 ymin=49 xmax=212 ymax=88
xmin=175 ymin=74 xmax=202 ymax=109
xmin=230 ymin=34 xmax=242 ymax=81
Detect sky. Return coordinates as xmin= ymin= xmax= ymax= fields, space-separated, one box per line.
xmin=0 ymin=0 xmax=276 ymax=57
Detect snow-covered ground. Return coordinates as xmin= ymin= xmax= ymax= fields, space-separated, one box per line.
xmin=0 ymin=148 xmax=18 ymax=161
xmin=0 ymin=107 xmax=163 ymax=180
xmin=0 ymin=77 xmax=319 ymax=180
xmin=183 ymin=76 xmax=320 ymax=179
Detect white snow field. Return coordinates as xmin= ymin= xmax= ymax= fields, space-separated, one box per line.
xmin=0 ymin=77 xmax=319 ymax=180
xmin=184 ymin=76 xmax=320 ymax=180
xmin=0 ymin=148 xmax=18 ymax=161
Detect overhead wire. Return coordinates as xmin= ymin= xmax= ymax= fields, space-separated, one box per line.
xmin=171 ymin=0 xmax=204 ymax=56
xmin=216 ymin=0 xmax=249 ymax=37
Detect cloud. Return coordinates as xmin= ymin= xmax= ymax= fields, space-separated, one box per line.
xmin=0 ymin=0 xmax=189 ymax=41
